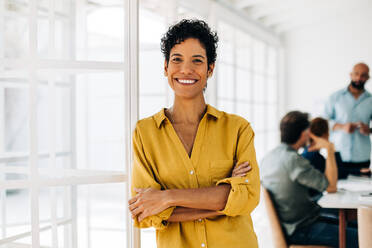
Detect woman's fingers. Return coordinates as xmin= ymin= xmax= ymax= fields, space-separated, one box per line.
xmin=234 ymin=173 xmax=247 ymax=177
xmin=131 ymin=205 xmax=144 ymax=219
xmin=232 ymin=162 xmax=251 ymax=177
xmin=233 ymin=166 xmax=251 ymax=175
xmin=233 ymin=162 xmax=249 ymax=171
xmin=128 ymin=195 xmax=139 ymax=204
xmin=128 ymin=200 xmax=139 ymax=211
xmin=138 ymin=212 xmax=147 ymax=222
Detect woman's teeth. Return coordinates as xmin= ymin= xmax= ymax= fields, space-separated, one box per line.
xmin=177 ymin=79 xmax=196 ymax=84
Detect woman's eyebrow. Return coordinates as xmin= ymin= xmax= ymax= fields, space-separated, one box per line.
xmin=192 ymin=55 xmax=205 ymax=59
xmin=171 ymin=53 xmax=183 ymax=57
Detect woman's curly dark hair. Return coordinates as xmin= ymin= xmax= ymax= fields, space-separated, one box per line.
xmin=161 ymin=19 xmax=219 ymax=69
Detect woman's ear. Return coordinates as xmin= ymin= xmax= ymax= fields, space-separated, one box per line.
xmin=208 ymin=63 xmax=215 ymax=78
xmin=164 ymin=60 xmax=168 ymax=76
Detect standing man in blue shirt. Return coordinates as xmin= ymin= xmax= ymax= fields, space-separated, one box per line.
xmin=324 ymin=63 xmax=372 ymax=176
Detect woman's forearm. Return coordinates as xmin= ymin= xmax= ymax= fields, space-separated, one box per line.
xmin=166 ymin=184 xmax=231 ymax=211
xmin=325 ymin=144 xmax=338 ymax=192
xmin=167 ymin=207 xmax=223 ymax=222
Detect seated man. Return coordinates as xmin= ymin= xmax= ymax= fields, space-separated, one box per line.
xmin=261 ymin=111 xmax=358 ymax=247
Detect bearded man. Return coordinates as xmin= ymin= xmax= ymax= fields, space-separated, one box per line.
xmin=324 ymin=63 xmax=372 ymax=176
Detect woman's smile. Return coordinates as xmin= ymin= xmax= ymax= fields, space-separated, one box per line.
xmin=175 ymin=78 xmax=198 ymax=85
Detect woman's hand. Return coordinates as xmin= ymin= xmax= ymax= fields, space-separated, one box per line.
xmin=231 ymin=162 xmax=251 ymax=177
xmin=128 ymin=188 xmax=170 ymax=222
xmin=308 ymin=133 xmax=334 ymax=152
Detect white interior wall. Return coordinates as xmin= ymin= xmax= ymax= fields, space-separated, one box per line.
xmin=282 ymin=4 xmax=372 ymax=117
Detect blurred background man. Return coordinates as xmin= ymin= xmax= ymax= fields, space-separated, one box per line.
xmin=324 ymin=63 xmax=372 ymax=177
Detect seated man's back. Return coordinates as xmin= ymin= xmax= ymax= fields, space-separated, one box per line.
xmin=261 ymin=111 xmax=358 ymax=248
xmin=261 ymin=143 xmax=328 ymax=236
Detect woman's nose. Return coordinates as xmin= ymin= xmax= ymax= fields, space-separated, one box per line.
xmin=180 ymin=62 xmax=194 ymax=74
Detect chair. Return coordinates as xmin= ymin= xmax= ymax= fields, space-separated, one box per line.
xmin=262 ymin=186 xmax=331 ymax=248
xmin=358 ymin=206 xmax=372 ymax=248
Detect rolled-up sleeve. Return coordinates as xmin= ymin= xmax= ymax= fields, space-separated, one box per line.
xmin=324 ymin=95 xmax=336 ymax=129
xmin=131 ymin=126 xmax=175 ymax=230
xmin=216 ymin=122 xmax=260 ymax=217
xmin=287 ymin=155 xmax=329 ymax=192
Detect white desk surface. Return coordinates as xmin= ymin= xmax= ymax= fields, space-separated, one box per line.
xmin=318 ymin=175 xmax=372 ymax=209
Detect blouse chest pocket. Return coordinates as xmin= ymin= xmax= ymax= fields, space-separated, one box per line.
xmin=209 ymin=160 xmax=234 ymax=185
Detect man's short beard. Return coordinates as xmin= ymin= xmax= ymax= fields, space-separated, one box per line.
xmin=350 ymin=80 xmax=365 ymax=90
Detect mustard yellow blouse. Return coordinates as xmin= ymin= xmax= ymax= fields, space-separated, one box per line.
xmin=131 ymin=104 xmax=260 ymax=248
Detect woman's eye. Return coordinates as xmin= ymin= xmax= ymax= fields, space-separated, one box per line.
xmin=193 ymin=59 xmax=203 ymax=63
xmin=172 ymin=58 xmax=182 ymax=62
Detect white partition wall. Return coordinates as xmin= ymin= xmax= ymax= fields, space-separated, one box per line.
xmin=216 ymin=22 xmax=280 ymax=161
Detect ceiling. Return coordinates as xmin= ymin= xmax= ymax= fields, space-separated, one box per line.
xmin=87 ymin=0 xmax=372 ymax=35
xmin=221 ymin=0 xmax=372 ymax=34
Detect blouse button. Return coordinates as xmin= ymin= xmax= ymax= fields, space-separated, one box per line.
xmin=245 ymin=179 xmax=249 ymax=183
xmin=190 ymin=170 xmax=194 ymax=175
xmin=201 ymin=243 xmax=206 ymax=247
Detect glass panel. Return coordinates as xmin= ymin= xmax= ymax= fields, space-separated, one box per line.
xmin=35 ymin=83 xmax=69 ymax=155
xmin=77 ymin=183 xmax=127 ymax=248
xmin=218 ymin=41 xmax=234 ymax=65
xmin=217 ymin=99 xmax=234 ymax=113
xmin=139 ymin=50 xmax=167 ymax=95
xmin=254 ymin=131 xmax=265 ymax=162
xmin=267 ymin=104 xmax=278 ymax=130
xmin=37 ymin=17 xmax=49 ymax=58
xmin=3 ymin=1 xmax=29 ymax=59
xmin=4 ymin=86 xmax=29 ymax=153
xmin=36 ymin=86 xmax=49 ymax=152
xmin=37 ymin=0 xmax=72 ymax=59
xmin=76 ymin=1 xmax=125 ymax=62
xmin=252 ymin=104 xmax=266 ymax=132
xmin=4 ymin=161 xmax=28 ymax=184
xmin=140 ymin=96 xmax=167 ymax=120
xmin=236 ymin=29 xmax=251 ymax=69
xmin=38 ymin=186 xmax=71 ymax=247
xmin=268 ymin=47 xmax=277 ymax=76
xmin=141 ymin=228 xmax=157 ymax=248
xmin=218 ymin=22 xmax=234 ymax=64
xmin=56 ymin=86 xmax=71 ymax=152
xmin=252 ymin=39 xmax=265 ymax=73
xmin=217 ymin=64 xmax=234 ymax=99
xmin=267 ymin=77 xmax=278 ymax=104
xmin=236 ymin=68 xmax=251 ymax=101
xmin=35 ymin=76 xmax=71 ymax=171
xmin=236 ymin=102 xmax=252 ymax=121
xmin=75 ymin=72 xmax=125 ymax=171
xmin=267 ymin=131 xmax=279 ymax=152
xmin=4 ymin=189 xmax=31 ymax=241
xmin=253 ymin=74 xmax=265 ymax=104
xmin=139 ymin=5 xmax=168 ymax=121
xmin=139 ymin=7 xmax=165 ymax=44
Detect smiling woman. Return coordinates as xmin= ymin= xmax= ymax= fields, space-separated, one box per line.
xmin=129 ymin=19 xmax=260 ymax=248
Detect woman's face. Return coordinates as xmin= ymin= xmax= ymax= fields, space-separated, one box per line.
xmin=164 ymin=38 xmax=214 ymax=99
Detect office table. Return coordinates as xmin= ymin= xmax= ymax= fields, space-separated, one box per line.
xmin=318 ymin=176 xmax=372 ymax=248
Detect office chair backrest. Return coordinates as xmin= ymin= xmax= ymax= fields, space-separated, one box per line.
xmin=262 ymin=186 xmax=288 ymax=248
xmin=358 ymin=205 xmax=372 ymax=248
xmin=262 ymin=186 xmax=332 ymax=248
